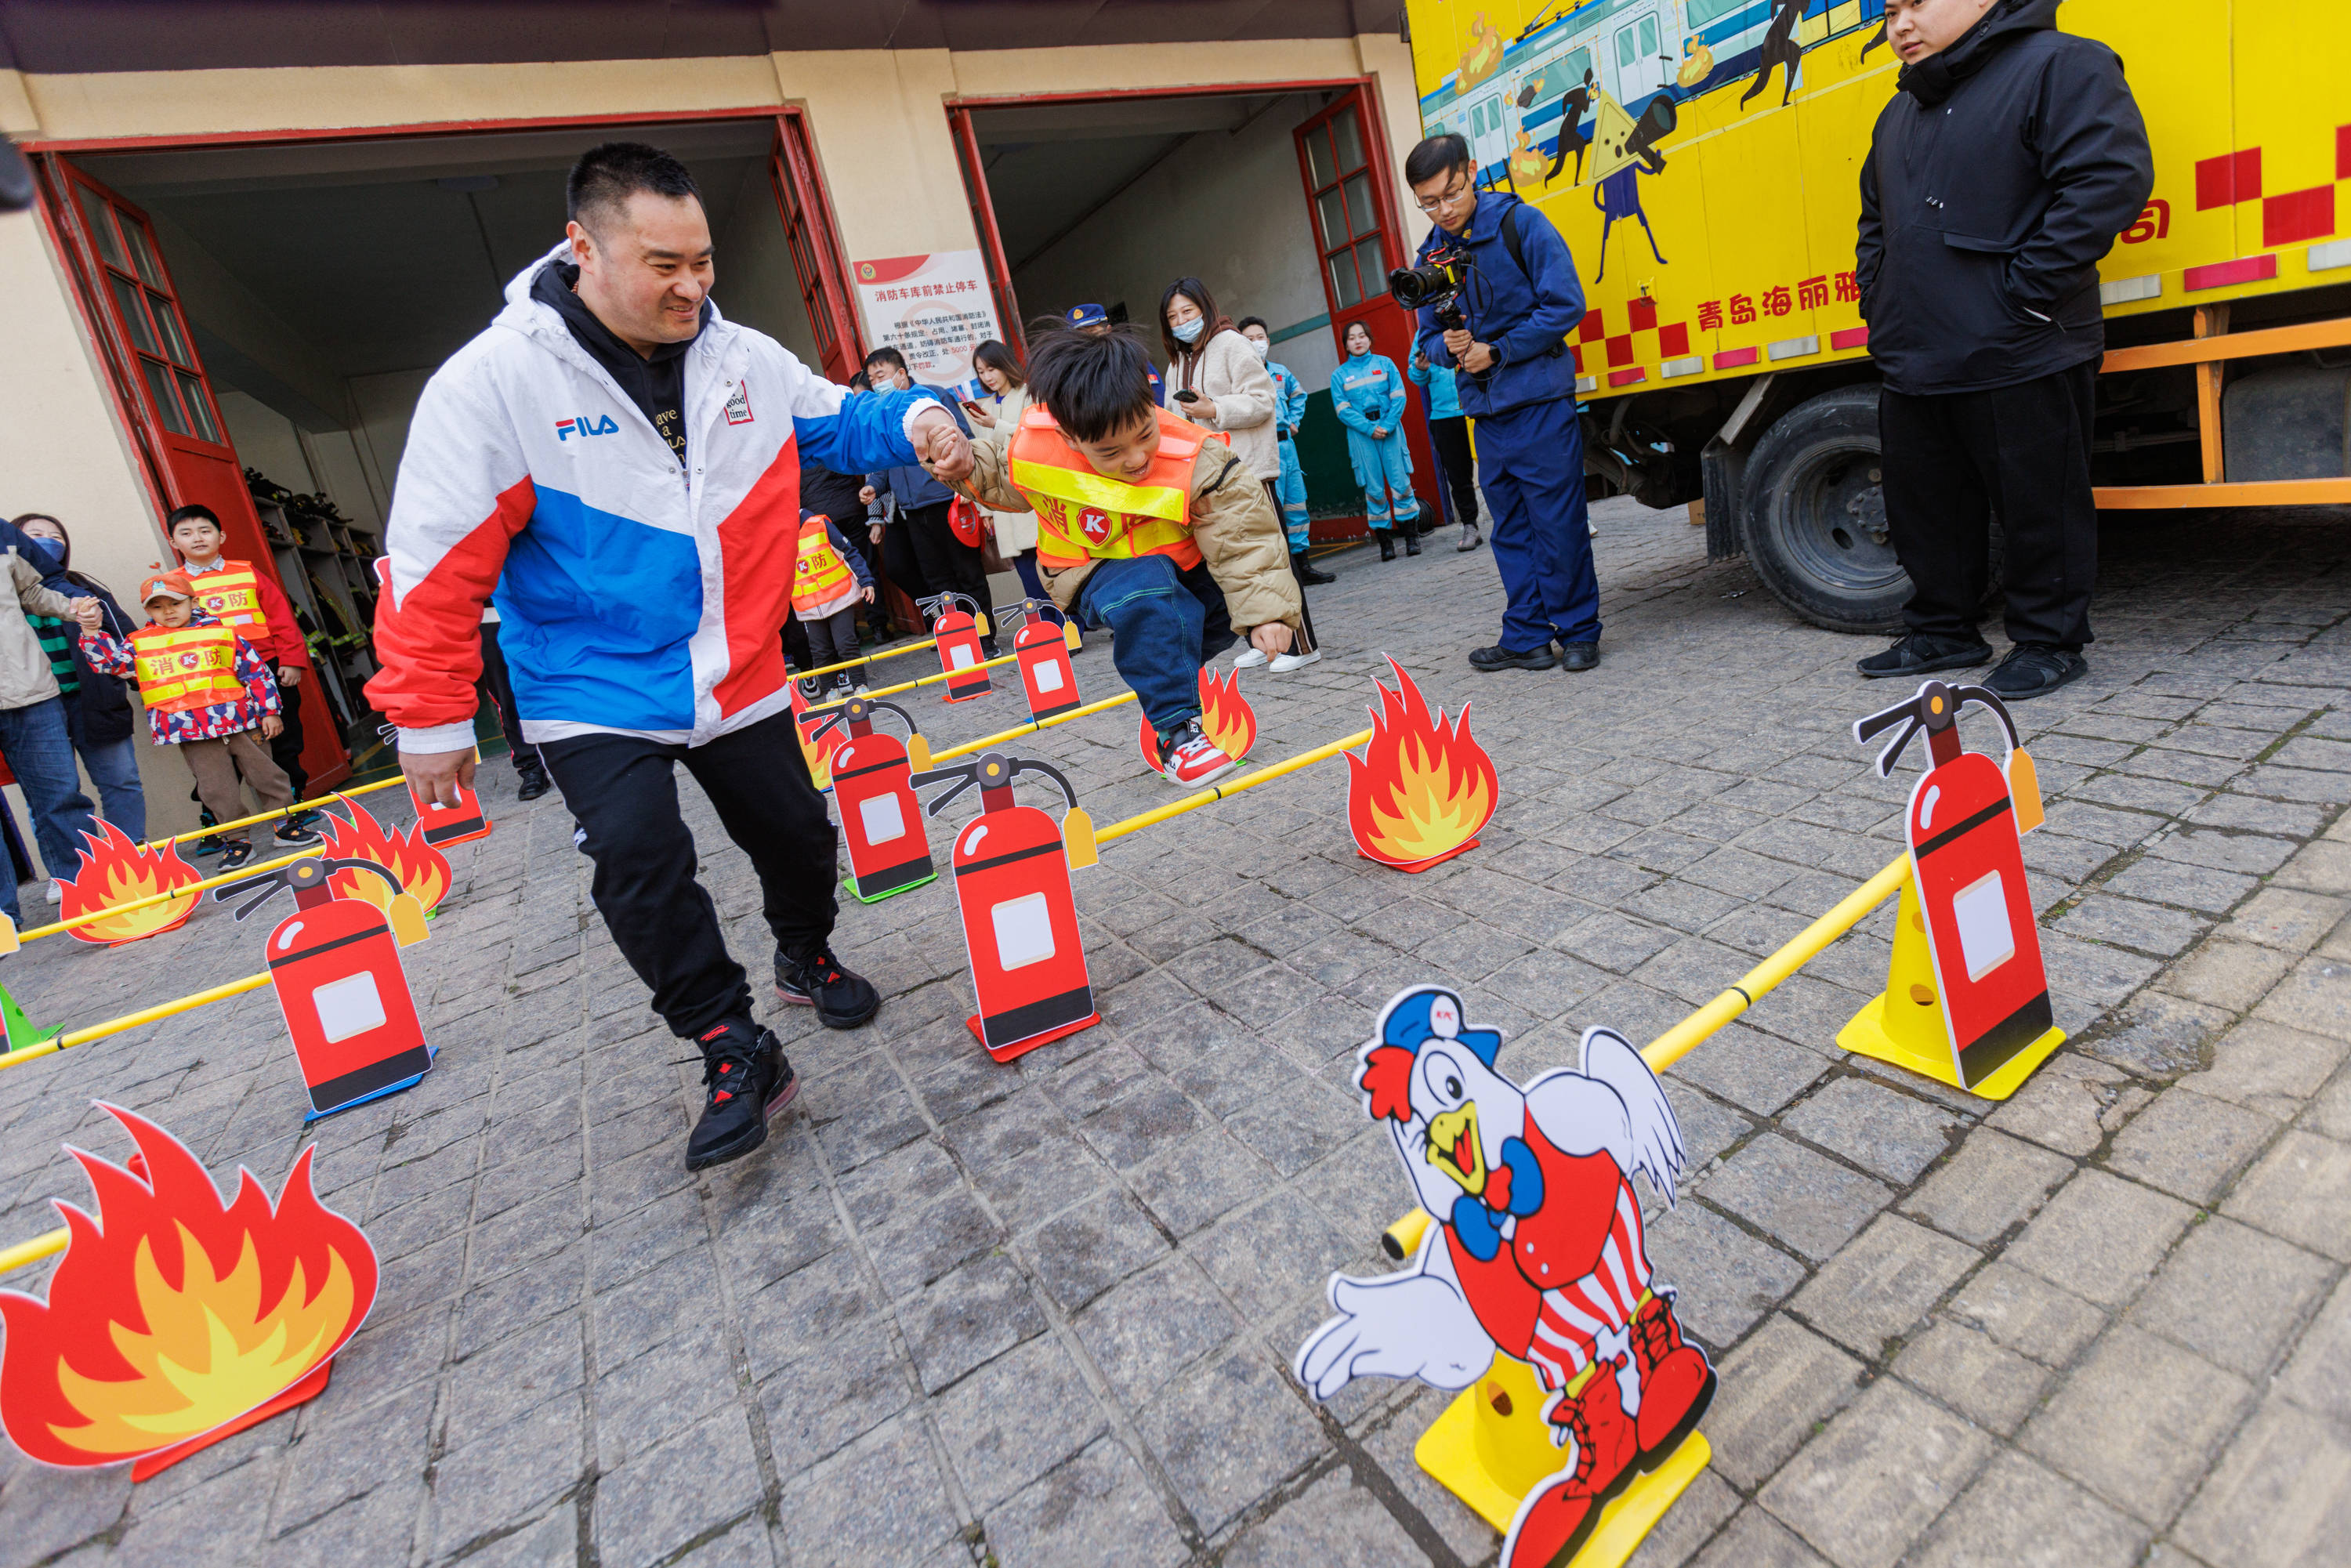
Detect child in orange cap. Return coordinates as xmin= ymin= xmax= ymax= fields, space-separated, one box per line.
xmin=73 ymin=570 xmax=319 ymax=870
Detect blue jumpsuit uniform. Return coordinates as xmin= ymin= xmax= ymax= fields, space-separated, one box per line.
xmin=1413 ymin=190 xmax=1599 ymax=653
xmin=1331 ymin=350 xmax=1422 ymax=530
xmin=1267 ymin=359 xmax=1312 ymax=550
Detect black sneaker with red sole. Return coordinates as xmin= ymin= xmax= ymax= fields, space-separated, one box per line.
xmin=775 ymin=945 xmax=881 ymax=1029
xmin=685 ymin=1018 xmax=798 ymax=1170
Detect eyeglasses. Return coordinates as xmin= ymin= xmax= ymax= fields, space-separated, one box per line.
xmin=1415 ymin=179 xmax=1472 ymax=213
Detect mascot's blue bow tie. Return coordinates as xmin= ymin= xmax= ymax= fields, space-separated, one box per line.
xmin=1447 ymin=1135 xmax=1547 ymax=1262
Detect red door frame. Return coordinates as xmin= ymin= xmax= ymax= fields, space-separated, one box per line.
xmin=945 ymin=107 xmax=1027 ymax=359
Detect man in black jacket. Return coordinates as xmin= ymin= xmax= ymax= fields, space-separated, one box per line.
xmin=1854 ymin=0 xmax=2152 ymax=699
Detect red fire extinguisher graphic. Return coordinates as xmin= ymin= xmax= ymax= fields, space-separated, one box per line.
xmin=927 ymin=592 xmax=994 ymax=702
xmin=1009 ymin=599 xmax=1083 ymax=722
xmin=909 ymin=751 xmax=1099 ymax=1063
xmin=1856 ymin=680 xmax=2057 ymax=1089
xmin=809 ymin=697 xmax=937 ymax=904
xmin=216 ymin=857 xmax=434 ymax=1120
xmin=379 ymin=722 xmax=494 ymax=846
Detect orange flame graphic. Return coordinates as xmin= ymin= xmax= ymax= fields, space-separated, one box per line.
xmin=317 ymin=795 xmax=451 ymax=912
xmin=0 ymin=1104 xmax=377 ymax=1470
xmin=1346 ymin=659 xmax=1499 ymax=871
xmin=61 ymin=822 xmax=201 ymax=946
xmin=792 ymin=682 xmax=842 ymax=789
xmin=1138 ymin=666 xmax=1259 ymax=770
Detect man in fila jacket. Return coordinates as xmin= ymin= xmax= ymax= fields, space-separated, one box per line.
xmin=369 ymin=143 xmax=973 ymax=1172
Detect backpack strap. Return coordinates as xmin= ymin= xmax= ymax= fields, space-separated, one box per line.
xmin=1501 ymin=201 xmax=1527 ymax=281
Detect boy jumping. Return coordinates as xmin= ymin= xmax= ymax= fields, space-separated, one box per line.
xmin=955 ymin=326 xmax=1302 ymax=787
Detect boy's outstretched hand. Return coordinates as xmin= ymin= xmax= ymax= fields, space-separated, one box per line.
xmin=402 ymin=746 xmax=478 ymax=809
xmin=912 ymin=407 xmax=974 ymax=484
xmin=71 ymin=599 xmax=103 ymax=631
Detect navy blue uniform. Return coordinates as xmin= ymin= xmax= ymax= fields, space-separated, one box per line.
xmin=1413 ymin=190 xmax=1599 ymax=653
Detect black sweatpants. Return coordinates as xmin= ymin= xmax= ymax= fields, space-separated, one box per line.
xmin=538 ymin=710 xmax=837 ymax=1042
xmin=268 ymin=665 xmax=309 ymax=800
xmin=1880 ymin=360 xmax=2099 ymax=650
xmin=903 ymin=501 xmax=993 ymax=641
xmin=476 ymin=620 xmax=538 ymax=771
xmin=1427 ymin=415 xmax=1481 ymax=527
xmin=802 ymin=605 xmax=859 ymax=672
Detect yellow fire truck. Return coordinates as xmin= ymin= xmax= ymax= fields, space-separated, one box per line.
xmin=1405 ymin=0 xmax=2350 ymax=629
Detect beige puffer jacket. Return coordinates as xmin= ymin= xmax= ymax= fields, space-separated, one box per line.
xmin=0 ymin=550 xmax=81 ymax=712
xmin=1169 ymin=328 xmax=1280 ymax=480
xmin=958 ymin=429 xmax=1304 ymax=639
xmin=973 ymin=383 xmax=1036 ymax=555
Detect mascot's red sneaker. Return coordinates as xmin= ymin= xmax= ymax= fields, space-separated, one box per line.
xmin=1501 ymin=1367 xmax=1640 ymax=1568
xmin=1631 ymin=1294 xmax=1717 ymax=1465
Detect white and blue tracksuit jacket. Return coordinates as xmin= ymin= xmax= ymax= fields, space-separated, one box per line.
xmin=370 ymin=241 xmax=944 ymax=752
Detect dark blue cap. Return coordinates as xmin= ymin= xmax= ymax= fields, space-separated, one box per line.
xmin=1065 ymin=302 xmax=1110 ymax=329
xmin=1378 ymin=985 xmax=1502 ymax=1070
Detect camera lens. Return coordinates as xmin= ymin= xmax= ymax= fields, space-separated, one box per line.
xmin=1389 ymin=265 xmax=1444 ymax=310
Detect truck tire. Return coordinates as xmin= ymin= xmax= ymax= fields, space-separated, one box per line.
xmin=1741 ymin=384 xmax=1909 ymax=634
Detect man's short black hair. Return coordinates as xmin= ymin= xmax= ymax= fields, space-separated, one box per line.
xmin=1236 ymin=316 xmax=1268 ymax=334
xmin=847 ymin=370 xmax=871 ymax=391
xmin=165 ymin=503 xmax=221 ymax=533
xmin=864 ymin=346 xmax=908 ymax=375
xmin=1404 ymin=132 xmax=1471 ymax=187
xmin=1023 ymin=324 xmax=1156 ymax=444
xmin=567 ymin=142 xmax=701 ymax=237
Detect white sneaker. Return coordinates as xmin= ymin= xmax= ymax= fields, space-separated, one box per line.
xmin=1158 ymin=722 xmax=1240 ymax=790
xmin=1232 ymin=647 xmax=1269 ymax=668
xmin=1268 ymin=648 xmax=1323 ymax=673
xmin=43 ymin=878 xmax=61 ymax=905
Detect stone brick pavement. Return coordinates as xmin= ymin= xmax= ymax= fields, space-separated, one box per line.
xmin=0 ymin=498 xmax=2344 ymax=1567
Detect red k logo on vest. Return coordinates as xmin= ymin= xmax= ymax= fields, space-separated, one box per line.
xmin=179 ymin=653 xmax=200 ymax=670
xmin=1079 ymin=507 xmax=1112 ymax=545
xmin=203 ymin=595 xmax=226 ymax=614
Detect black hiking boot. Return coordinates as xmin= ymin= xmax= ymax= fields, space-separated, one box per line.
xmin=685 ymin=1018 xmax=798 ymax=1170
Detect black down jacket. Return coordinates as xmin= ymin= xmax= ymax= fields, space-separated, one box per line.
xmin=1855 ymin=0 xmax=2154 ymax=394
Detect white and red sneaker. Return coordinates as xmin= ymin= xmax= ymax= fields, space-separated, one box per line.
xmin=1156 ymin=719 xmax=1239 ymax=790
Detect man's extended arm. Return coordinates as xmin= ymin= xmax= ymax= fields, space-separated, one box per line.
xmin=2006 ymin=45 xmax=2154 ymax=319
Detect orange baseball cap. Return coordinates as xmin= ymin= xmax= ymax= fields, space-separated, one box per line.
xmin=139 ymin=569 xmax=194 ymax=604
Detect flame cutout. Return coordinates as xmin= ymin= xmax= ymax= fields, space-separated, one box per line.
xmin=62 ymin=822 xmax=201 ymax=946
xmin=317 ymin=795 xmax=451 ymax=913
xmin=1138 ymin=666 xmax=1259 ymax=770
xmin=0 ymin=1104 xmax=377 ymax=1469
xmin=792 ymin=682 xmax=841 ymax=790
xmin=1346 ymin=659 xmax=1499 ymax=871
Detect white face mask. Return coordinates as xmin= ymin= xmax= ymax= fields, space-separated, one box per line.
xmin=1244 ymin=336 xmax=1269 ymax=360
xmin=1172 ymin=317 xmax=1204 ymax=345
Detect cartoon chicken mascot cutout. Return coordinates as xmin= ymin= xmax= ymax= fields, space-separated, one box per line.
xmin=1295 ymin=987 xmax=1716 ymax=1568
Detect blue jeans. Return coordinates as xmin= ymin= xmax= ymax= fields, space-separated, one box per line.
xmin=1479 ymin=397 xmax=1600 ymax=650
xmin=1077 ymin=554 xmax=1235 ymax=741
xmin=0 ymin=696 xmax=98 ymax=891
xmin=63 ymin=693 xmax=147 ymax=841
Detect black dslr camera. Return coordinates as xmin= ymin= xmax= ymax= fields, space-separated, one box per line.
xmin=1389 ymin=240 xmax=1472 ymax=331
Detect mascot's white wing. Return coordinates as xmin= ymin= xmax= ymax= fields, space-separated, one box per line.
xmin=1581 ymin=1025 xmax=1684 ymax=1202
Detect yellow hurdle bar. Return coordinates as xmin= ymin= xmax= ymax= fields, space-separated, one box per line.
xmin=1092 ymin=727 xmax=1375 ymax=846
xmin=16 ymin=847 xmax=324 ymax=944
xmin=0 ymin=971 xmax=273 ymax=1074
xmin=818 ymin=646 xmax=1025 ymax=706
xmin=0 ymin=1226 xmax=67 ymax=1276
xmin=797 ymin=635 xmax=940 ymax=684
xmin=930 ymin=690 xmax=1139 ymax=766
xmin=139 ymin=773 xmax=406 ymax=855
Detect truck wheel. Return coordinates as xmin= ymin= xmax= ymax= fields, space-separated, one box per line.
xmin=1742 ymin=385 xmax=1909 ymax=634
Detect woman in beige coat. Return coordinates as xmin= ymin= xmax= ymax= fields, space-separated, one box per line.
xmin=960 ymin=339 xmax=1045 ymax=601
xmin=1161 ymin=277 xmax=1319 ymax=669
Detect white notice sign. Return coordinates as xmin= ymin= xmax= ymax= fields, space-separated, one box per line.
xmin=852 ymin=251 xmax=1002 ymax=389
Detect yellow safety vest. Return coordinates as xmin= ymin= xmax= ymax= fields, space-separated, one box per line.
xmin=131 ymin=622 xmax=245 ymax=714
xmin=189 ymin=559 xmax=270 ymax=636
xmin=790 ymin=516 xmax=858 ymax=617
xmin=1007 ymin=405 xmax=1219 ymax=572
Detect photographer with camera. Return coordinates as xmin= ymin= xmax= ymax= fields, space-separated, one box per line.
xmin=1399 ymin=134 xmax=1598 ymax=673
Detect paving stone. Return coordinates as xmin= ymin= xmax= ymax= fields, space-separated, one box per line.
xmin=2179 ymin=1019 xmax=2351 ymax=1121
xmin=2277 ymin=1272 xmax=2351 ymax=1421
xmin=2131 ymin=1216 xmax=2335 ymax=1381
xmin=1900 ymin=1126 xmax=2074 ymax=1246
xmin=2105 ymin=1086 xmax=2279 ymax=1204
xmin=900 ymin=1253 xmax=1049 ymax=1395
xmin=1790 ymin=1213 xmax=1979 ymax=1357
xmin=1074 ymin=1254 xmax=1242 ymax=1407
xmin=931 ymin=1332 xmax=1107 ymax=1510
xmin=2006 ymin=1168 xmax=2195 ymax=1308
xmin=776 ymin=1415 xmax=960 ymax=1568
xmin=1758 ymin=1378 xmax=1994 ymax=1568
xmin=2274 ymin=839 xmax=2351 ymax=895
xmin=1187 ymin=1194 xmax=1353 ymax=1325
xmin=1906 ymin=1448 xmax=2149 ymax=1568
xmin=1624 ymin=1465 xmax=1742 ymax=1568
xmin=2103 ymin=856 xmax=2260 ymax=916
xmin=1642 ymin=1200 xmax=1809 ymax=1348
xmin=2218 ymin=888 xmax=2350 ymax=954
xmin=2222 ymin=1129 xmax=2351 ymax=1262
xmin=1667 ymin=1024 xmax=1831 ymax=1115
xmin=592 ymin=1407 xmax=763 ymax=1568
xmin=1690 ymin=1505 xmax=1829 ymax=1568
xmin=1781 ymin=1077 xmax=1962 ymax=1185
xmin=1026 ymin=1188 xmax=1172 ymax=1313
xmin=1137 ymin=1349 xmax=1327 ymax=1536
xmin=2172 ymin=1396 xmax=2351 ymax=1568
xmin=1990 ymin=1054 xmax=2152 ymax=1156
xmin=2055 ymin=894 xmax=2208 ymax=957
xmin=2252 ymin=957 xmax=2351 ymax=1042
xmin=1945 ymin=1260 xmax=2108 ymax=1367
xmin=2161 ymin=939 xmax=2299 ymax=1012
xmin=430 ymin=1393 xmax=585 ymax=1557
xmin=980 ymin=1435 xmax=1190 ymax=1568
xmin=1700 ymin=1135 xmax=1893 ymax=1263
xmin=1219 ymin=1467 xmax=1432 ymax=1567
xmin=1702 ymin=1316 xmax=1864 ymax=1489
xmin=757 ymin=1319 xmax=913 ymax=1476
xmin=1893 ymin=1320 xmax=2051 ymax=1436
xmin=2023 ymin=1324 xmax=2255 ymax=1526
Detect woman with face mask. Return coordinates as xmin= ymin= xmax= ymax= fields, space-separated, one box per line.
xmin=1332 ymin=320 xmax=1422 ymax=560
xmin=13 ymin=512 xmax=145 ymax=848
xmin=1162 ymin=280 xmax=1319 ymax=670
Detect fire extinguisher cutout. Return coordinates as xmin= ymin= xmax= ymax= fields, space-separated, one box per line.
xmin=909 ymin=750 xmax=1099 ymax=1063
xmin=1008 ymin=599 xmax=1083 ymax=722
xmin=1839 ymin=679 xmax=2063 ymax=1097
xmin=379 ymin=722 xmax=494 ymax=846
xmin=216 ymin=857 xmax=435 ymax=1121
xmin=926 ymin=592 xmax=994 ymax=702
xmin=810 ymin=697 xmax=938 ymax=903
